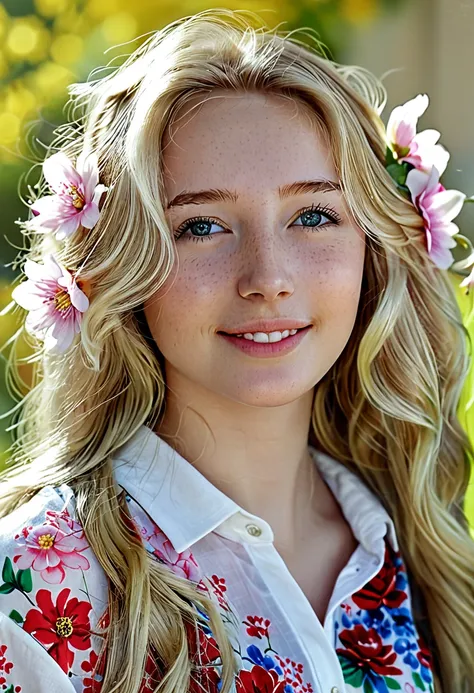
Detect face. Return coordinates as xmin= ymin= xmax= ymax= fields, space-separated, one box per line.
xmin=144 ymin=91 xmax=366 ymax=408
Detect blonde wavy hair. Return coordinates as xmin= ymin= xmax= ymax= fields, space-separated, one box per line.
xmin=2 ymin=8 xmax=474 ymax=693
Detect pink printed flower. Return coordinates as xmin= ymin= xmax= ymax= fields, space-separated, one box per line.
xmin=13 ymin=509 xmax=90 ymax=584
xmin=386 ymin=94 xmax=449 ymax=175
xmin=11 ymin=254 xmax=89 ymax=353
xmin=128 ymin=501 xmax=202 ymax=582
xmin=26 ymin=151 xmax=108 ymax=240
xmin=148 ymin=529 xmax=201 ymax=582
xmin=406 ymin=165 xmax=466 ymax=269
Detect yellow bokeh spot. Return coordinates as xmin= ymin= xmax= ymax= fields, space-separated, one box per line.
xmin=28 ymin=61 xmax=74 ymax=99
xmin=85 ymin=0 xmax=121 ymax=22
xmin=341 ymin=0 xmax=378 ymax=24
xmin=0 ymin=4 xmax=10 ymax=41
xmin=101 ymin=12 xmax=138 ymax=44
xmin=0 ymin=51 xmax=9 ymax=80
xmin=5 ymin=16 xmax=50 ymax=63
xmin=0 ymin=113 xmax=21 ymax=146
xmin=4 ymin=83 xmax=37 ymax=120
xmin=34 ymin=0 xmax=70 ymax=18
xmin=50 ymin=34 xmax=84 ymax=66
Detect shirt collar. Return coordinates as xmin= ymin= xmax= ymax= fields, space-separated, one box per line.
xmin=112 ymin=425 xmax=398 ymax=555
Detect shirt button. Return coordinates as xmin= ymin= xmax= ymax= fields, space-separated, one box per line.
xmin=330 ymin=688 xmax=339 ymax=693
xmin=245 ymin=523 xmax=262 ymax=537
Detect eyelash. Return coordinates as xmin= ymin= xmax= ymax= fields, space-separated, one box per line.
xmin=173 ymin=204 xmax=342 ymax=243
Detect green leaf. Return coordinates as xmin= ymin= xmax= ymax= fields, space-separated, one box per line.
xmin=338 ymin=657 xmax=364 ymax=686
xmin=17 ymin=568 xmax=32 ymax=593
xmin=0 ymin=583 xmax=15 ymax=595
xmin=2 ymin=557 xmax=14 ymax=585
xmin=413 ymin=672 xmax=426 ymax=691
xmin=386 ymin=163 xmax=408 ymax=186
xmin=385 ymin=678 xmax=402 ymax=690
xmin=8 ymin=609 xmax=23 ymax=624
xmin=385 ymin=146 xmax=397 ymax=167
xmin=363 ymin=678 xmax=374 ymax=693
xmin=4 ymin=685 xmax=14 ymax=693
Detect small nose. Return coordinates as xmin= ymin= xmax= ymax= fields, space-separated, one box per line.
xmin=237 ymin=230 xmax=295 ymax=302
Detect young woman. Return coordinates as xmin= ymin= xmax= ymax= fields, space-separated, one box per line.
xmin=1 ymin=9 xmax=473 ymax=693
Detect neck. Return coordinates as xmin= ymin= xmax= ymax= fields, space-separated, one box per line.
xmin=155 ymin=367 xmax=334 ymax=548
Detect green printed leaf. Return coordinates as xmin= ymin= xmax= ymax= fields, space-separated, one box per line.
xmin=17 ymin=568 xmax=32 ymax=593
xmin=338 ymin=656 xmax=363 ymax=686
xmin=385 ymin=678 xmax=402 ymax=690
xmin=363 ymin=679 xmax=374 ymax=693
xmin=8 ymin=609 xmax=24 ymax=624
xmin=412 ymin=672 xmax=426 ymax=691
xmin=4 ymin=685 xmax=14 ymax=693
xmin=2 ymin=557 xmax=14 ymax=585
xmin=0 ymin=583 xmax=15 ymax=595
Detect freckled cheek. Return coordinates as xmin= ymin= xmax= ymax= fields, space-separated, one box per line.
xmin=143 ymin=258 xmax=229 ymax=344
xmin=303 ymin=243 xmax=365 ymax=315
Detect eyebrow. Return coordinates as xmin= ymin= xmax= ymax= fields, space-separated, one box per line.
xmin=166 ymin=179 xmax=342 ymax=209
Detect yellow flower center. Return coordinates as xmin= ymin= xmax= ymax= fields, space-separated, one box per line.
xmin=54 ymin=289 xmax=72 ymax=312
xmin=69 ymin=184 xmax=85 ymax=210
xmin=55 ymin=616 xmax=73 ymax=638
xmin=38 ymin=533 xmax=54 ymax=549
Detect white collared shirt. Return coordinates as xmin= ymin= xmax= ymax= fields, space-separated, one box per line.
xmin=0 ymin=425 xmax=435 ymax=693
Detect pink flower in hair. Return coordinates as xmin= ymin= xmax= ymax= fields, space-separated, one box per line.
xmin=386 ymin=94 xmax=450 ymax=175
xmin=11 ymin=254 xmax=89 ymax=353
xmin=406 ymin=165 xmax=466 ymax=270
xmin=26 ymin=151 xmax=108 ymax=240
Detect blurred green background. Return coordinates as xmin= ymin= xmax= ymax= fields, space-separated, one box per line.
xmin=1 ymin=0 xmax=474 ymax=524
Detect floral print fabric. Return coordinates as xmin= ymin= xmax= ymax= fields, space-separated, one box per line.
xmin=0 ymin=468 xmax=435 ymax=692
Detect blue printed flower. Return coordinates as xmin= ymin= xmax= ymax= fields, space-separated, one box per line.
xmin=390 ymin=607 xmax=415 ymax=637
xmin=362 ymin=608 xmax=392 ymax=638
xmin=395 ymin=571 xmax=407 ymax=591
xmin=246 ymin=645 xmax=283 ymax=675
xmin=394 ymin=637 xmax=419 ymax=670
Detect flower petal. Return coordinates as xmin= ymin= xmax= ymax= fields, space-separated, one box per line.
xmin=79 ymin=202 xmax=100 ymax=229
xmin=69 ymin=283 xmax=89 ymax=312
xmin=55 ymin=215 xmax=81 ymax=240
xmin=43 ymin=152 xmax=82 ymax=193
xmin=77 ymin=151 xmax=99 ymax=201
xmin=406 ymin=168 xmax=431 ymax=202
xmin=44 ymin=322 xmax=76 ymax=354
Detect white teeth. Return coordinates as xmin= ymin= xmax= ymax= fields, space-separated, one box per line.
xmin=233 ymin=329 xmax=300 ymax=343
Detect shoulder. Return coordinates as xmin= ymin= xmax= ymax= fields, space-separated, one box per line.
xmin=0 ymin=484 xmax=109 ymax=691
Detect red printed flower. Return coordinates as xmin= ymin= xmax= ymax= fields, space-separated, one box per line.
xmin=336 ymin=624 xmax=403 ymax=676
xmin=244 ymin=615 xmax=271 ymax=639
xmin=416 ymin=634 xmax=433 ymax=671
xmin=23 ymin=587 xmax=92 ymax=673
xmin=81 ymin=649 xmax=105 ymax=693
xmin=351 ymin=546 xmax=407 ymax=611
xmin=0 ymin=643 xmax=17 ymax=688
xmin=236 ymin=665 xmax=287 ymax=693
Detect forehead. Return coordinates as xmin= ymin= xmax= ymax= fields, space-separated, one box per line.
xmin=161 ymin=91 xmax=337 ymax=196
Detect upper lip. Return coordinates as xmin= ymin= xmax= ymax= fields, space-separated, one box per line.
xmin=218 ymin=319 xmax=312 ymax=335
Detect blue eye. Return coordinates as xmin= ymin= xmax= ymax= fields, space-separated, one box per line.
xmin=291 ymin=204 xmax=341 ymax=229
xmin=174 ymin=204 xmax=341 ymax=242
xmin=174 ymin=217 xmax=224 ymax=242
